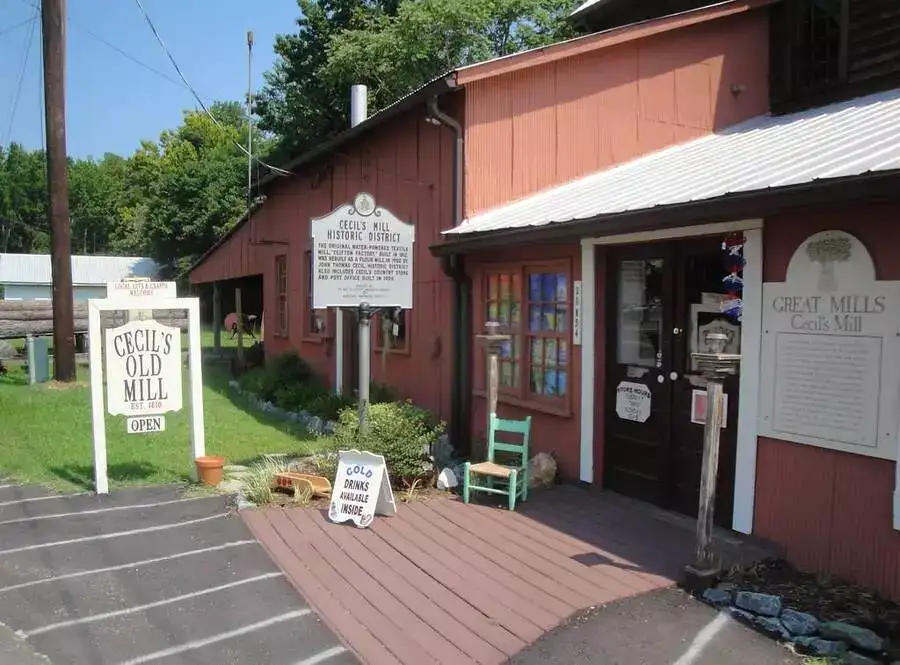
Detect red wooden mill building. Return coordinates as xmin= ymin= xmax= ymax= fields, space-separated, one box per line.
xmin=190 ymin=0 xmax=900 ymax=599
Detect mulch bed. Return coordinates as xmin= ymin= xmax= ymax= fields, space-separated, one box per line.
xmin=722 ymin=559 xmax=900 ymax=645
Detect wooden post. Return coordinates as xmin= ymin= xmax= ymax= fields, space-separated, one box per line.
xmin=487 ymin=352 xmax=499 ymax=431
xmin=695 ymin=379 xmax=724 ymax=568
xmin=42 ymin=0 xmax=76 ymax=382
xmin=682 ymin=331 xmax=740 ymax=595
xmin=235 ymin=287 xmax=244 ymax=363
xmin=212 ymin=282 xmax=221 ymax=355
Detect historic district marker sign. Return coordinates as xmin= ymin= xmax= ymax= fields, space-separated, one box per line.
xmin=758 ymin=230 xmax=900 ymax=460
xmin=105 ymin=319 xmax=183 ymax=417
xmin=328 ymin=450 xmax=397 ymax=528
xmin=311 ymin=192 xmax=415 ymax=309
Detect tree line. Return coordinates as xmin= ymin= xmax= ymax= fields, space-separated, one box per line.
xmin=0 ymin=0 xmax=574 ymax=276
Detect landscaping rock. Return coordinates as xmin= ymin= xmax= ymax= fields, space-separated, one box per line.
xmin=780 ymin=609 xmax=819 ymax=637
xmin=821 ymin=622 xmax=885 ymax=653
xmin=287 ymin=457 xmax=318 ymax=474
xmin=529 ymin=452 xmax=557 ymax=489
xmin=725 ymin=607 xmax=755 ymax=623
xmin=701 ymin=588 xmax=733 ymax=607
xmin=228 ymin=379 xmax=240 ymax=390
xmin=436 ymin=468 xmax=458 ymax=490
xmin=217 ymin=479 xmax=245 ymax=494
xmin=794 ymin=637 xmax=848 ymax=657
xmin=841 ymin=652 xmax=882 ymax=665
xmin=735 ymin=591 xmax=783 ymax=617
xmin=753 ymin=616 xmax=791 ymax=641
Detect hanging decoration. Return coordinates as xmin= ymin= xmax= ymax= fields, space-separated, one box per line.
xmin=721 ymin=231 xmax=745 ymax=322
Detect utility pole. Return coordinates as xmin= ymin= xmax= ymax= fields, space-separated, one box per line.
xmin=246 ymin=30 xmax=253 ymax=211
xmin=42 ymin=0 xmax=75 ymax=381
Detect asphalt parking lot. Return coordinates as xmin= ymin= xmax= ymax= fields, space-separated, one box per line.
xmin=0 ymin=482 xmax=357 ymax=665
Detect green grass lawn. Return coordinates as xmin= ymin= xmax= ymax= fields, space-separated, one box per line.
xmin=0 ymin=361 xmax=325 ymax=492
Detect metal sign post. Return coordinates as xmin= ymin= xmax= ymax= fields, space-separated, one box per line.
xmin=310 ymin=193 xmax=415 ymax=437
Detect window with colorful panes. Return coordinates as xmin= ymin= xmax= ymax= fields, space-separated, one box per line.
xmin=484 ymin=267 xmax=569 ymax=402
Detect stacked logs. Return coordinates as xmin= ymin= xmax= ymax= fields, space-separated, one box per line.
xmin=0 ymin=301 xmax=188 ymax=338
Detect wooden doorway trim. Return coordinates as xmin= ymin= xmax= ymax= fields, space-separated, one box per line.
xmin=578 ymin=219 xmax=763 ymax=534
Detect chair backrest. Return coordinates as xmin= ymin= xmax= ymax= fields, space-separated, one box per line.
xmin=487 ymin=413 xmax=532 ymax=466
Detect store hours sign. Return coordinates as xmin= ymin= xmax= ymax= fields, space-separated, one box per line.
xmin=105 ymin=319 xmax=183 ymax=416
xmin=311 ymin=192 xmax=414 ymax=309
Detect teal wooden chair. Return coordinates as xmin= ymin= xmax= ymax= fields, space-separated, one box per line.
xmin=462 ymin=414 xmax=532 ymax=511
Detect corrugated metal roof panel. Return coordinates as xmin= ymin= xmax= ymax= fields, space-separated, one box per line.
xmin=446 ymin=87 xmax=900 ymax=236
xmin=0 ymin=254 xmax=159 ymax=286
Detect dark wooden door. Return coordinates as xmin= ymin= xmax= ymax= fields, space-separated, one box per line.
xmin=604 ymin=238 xmax=739 ymax=527
xmin=604 ymin=244 xmax=676 ymax=507
xmin=669 ymin=237 xmax=739 ymax=526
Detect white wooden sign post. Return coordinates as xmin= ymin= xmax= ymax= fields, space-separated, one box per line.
xmin=328 ymin=450 xmax=397 ymax=528
xmin=88 ymin=284 xmax=205 ymax=494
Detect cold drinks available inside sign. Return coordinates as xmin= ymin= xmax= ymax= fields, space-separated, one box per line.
xmin=311 ymin=192 xmax=414 ymax=309
xmin=328 ymin=449 xmax=397 ymax=528
xmin=105 ymin=319 xmax=183 ymax=416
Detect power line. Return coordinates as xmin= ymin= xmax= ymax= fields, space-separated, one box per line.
xmin=131 ymin=0 xmax=293 ymax=177
xmin=5 ymin=7 xmax=38 ymax=147
xmin=74 ymin=23 xmax=186 ymax=89
xmin=0 ymin=16 xmax=36 ymax=39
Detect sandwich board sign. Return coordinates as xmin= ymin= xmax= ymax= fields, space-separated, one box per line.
xmin=328 ymin=449 xmax=397 ymax=528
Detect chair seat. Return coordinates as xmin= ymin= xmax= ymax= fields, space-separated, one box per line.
xmin=469 ymin=461 xmax=519 ymax=478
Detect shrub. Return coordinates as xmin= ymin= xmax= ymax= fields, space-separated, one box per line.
xmin=306 ymin=391 xmax=355 ymax=421
xmin=259 ymin=352 xmax=315 ymax=401
xmin=369 ymin=382 xmax=398 ymax=404
xmin=329 ymin=400 xmax=445 ymax=485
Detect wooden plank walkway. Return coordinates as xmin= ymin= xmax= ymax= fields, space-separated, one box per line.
xmin=243 ymin=487 xmax=717 ymax=665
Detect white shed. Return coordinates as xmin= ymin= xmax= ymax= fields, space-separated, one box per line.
xmin=0 ymin=253 xmax=159 ymax=301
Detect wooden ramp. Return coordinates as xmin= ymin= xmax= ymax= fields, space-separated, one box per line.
xmin=243 ymin=488 xmax=713 ymax=665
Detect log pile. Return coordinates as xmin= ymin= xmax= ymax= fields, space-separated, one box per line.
xmin=0 ymin=301 xmax=188 ymax=338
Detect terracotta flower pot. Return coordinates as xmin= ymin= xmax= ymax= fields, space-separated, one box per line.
xmin=195 ymin=456 xmax=226 ymax=486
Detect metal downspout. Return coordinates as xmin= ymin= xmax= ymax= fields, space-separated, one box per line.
xmin=430 ymin=95 xmax=471 ymax=456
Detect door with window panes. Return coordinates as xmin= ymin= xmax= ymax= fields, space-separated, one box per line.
xmin=604 ymin=239 xmax=739 ymax=525
xmin=484 ymin=267 xmax=570 ymax=409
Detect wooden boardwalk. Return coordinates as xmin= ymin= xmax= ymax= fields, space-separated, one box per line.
xmin=243 ymin=487 xmax=727 ymax=665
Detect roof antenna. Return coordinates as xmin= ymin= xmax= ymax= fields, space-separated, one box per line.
xmin=246 ymin=30 xmax=254 ymax=212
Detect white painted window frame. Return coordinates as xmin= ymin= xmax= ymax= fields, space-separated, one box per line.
xmin=578 ymin=219 xmax=763 ymax=535
xmin=88 ymin=297 xmax=205 ymax=494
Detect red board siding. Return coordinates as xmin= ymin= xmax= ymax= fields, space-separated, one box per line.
xmin=463 ymin=9 xmax=770 ymax=216
xmin=754 ymin=201 xmax=900 ymax=599
xmin=189 ymin=106 xmax=458 ymax=422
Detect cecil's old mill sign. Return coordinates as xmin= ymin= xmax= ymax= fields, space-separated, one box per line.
xmin=105 ymin=319 xmax=183 ymax=418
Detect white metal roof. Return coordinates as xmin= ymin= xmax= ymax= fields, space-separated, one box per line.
xmin=446 ymin=87 xmax=900 ymax=236
xmin=0 ymin=254 xmax=159 ymax=286
xmin=570 ymin=0 xmax=611 ymax=18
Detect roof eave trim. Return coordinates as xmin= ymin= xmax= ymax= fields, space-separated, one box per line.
xmin=456 ymin=0 xmax=774 ymax=86
xmin=428 ymin=170 xmax=900 ymax=256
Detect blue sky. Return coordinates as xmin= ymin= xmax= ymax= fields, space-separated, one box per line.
xmin=0 ymin=0 xmax=300 ymax=159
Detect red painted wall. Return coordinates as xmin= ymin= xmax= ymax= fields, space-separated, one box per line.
xmin=754 ymin=201 xmax=900 ymax=600
xmin=463 ymin=9 xmax=770 ymax=216
xmin=189 ymin=106 xmax=460 ymax=422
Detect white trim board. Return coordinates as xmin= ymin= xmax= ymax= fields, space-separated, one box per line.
xmin=578 ymin=218 xmax=763 ymax=534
